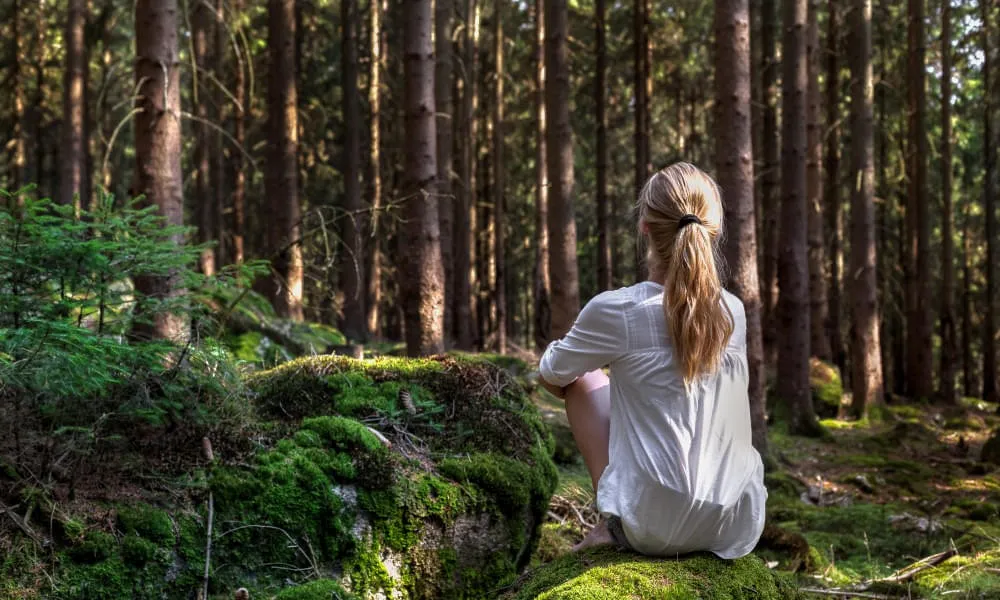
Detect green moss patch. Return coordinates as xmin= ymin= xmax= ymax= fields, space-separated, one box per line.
xmin=503 ymin=548 xmax=799 ymax=599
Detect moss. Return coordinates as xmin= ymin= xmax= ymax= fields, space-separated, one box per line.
xmin=503 ymin=548 xmax=799 ymax=600
xmin=65 ymin=531 xmax=116 ymax=564
xmin=119 ymin=535 xmax=158 ymax=566
xmin=274 ymin=579 xmax=358 ymax=600
xmin=809 ymin=359 xmax=843 ymax=419
xmin=981 ymin=428 xmax=1000 ymax=464
xmin=116 ymin=505 xmax=173 ymax=547
xmin=51 ymin=557 xmax=131 ymax=600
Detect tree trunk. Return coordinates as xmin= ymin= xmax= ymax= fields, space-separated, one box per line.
xmin=402 ymin=0 xmax=445 ymax=356
xmin=779 ymin=0 xmax=821 ymax=436
xmin=983 ymin=0 xmax=997 ymax=402
xmin=11 ymin=0 xmax=27 ymax=191
xmin=437 ymin=0 xmax=455 ymax=345
xmin=715 ymin=0 xmax=768 ymax=457
xmin=133 ymin=0 xmax=187 ymax=342
xmin=264 ymin=0 xmax=304 ymax=320
xmin=633 ymin=0 xmax=650 ymax=280
xmin=906 ymin=0 xmax=933 ymax=400
xmin=366 ymin=0 xmax=386 ymax=338
xmin=192 ymin=0 xmax=216 ymax=275
xmin=962 ymin=202 xmax=977 ymax=397
xmin=232 ymin=0 xmax=247 ymax=264
xmin=212 ymin=0 xmax=226 ymax=266
xmin=59 ymin=0 xmax=87 ymax=213
xmin=939 ymin=0 xmax=957 ymax=404
xmin=454 ymin=0 xmax=479 ymax=350
xmin=806 ymin=0 xmax=830 ymax=361
xmin=339 ymin=0 xmax=366 ymax=342
xmin=824 ymin=1 xmax=846 ymax=379
xmin=493 ymin=0 xmax=507 ymax=353
xmin=760 ymin=0 xmax=780 ymax=364
xmin=533 ymin=0 xmax=551 ymax=350
xmin=596 ymin=0 xmax=611 ymax=292
xmin=848 ymin=0 xmax=884 ymax=418
xmin=546 ymin=0 xmax=579 ymax=339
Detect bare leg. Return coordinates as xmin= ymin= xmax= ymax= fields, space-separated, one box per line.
xmin=564 ymin=370 xmax=611 ymax=494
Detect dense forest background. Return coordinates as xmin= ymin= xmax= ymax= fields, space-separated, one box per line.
xmin=1 ymin=0 xmax=999 ymax=439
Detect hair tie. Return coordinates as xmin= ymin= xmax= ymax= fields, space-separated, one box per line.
xmin=677 ymin=214 xmax=703 ymax=230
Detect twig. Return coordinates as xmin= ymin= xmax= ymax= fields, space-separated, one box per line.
xmin=875 ymin=549 xmax=957 ymax=584
xmin=203 ymin=491 xmax=214 ymax=600
xmin=800 ymin=588 xmax=891 ymax=599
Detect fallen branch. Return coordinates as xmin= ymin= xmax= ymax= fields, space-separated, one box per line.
xmin=800 ymin=588 xmax=891 ymax=599
xmin=0 ymin=500 xmax=48 ymax=549
xmin=875 ymin=549 xmax=957 ymax=584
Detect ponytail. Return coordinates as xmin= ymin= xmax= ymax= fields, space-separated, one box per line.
xmin=639 ymin=162 xmax=734 ymax=384
xmin=663 ymin=222 xmax=733 ymax=384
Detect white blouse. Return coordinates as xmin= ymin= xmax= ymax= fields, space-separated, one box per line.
xmin=539 ymin=281 xmax=766 ymax=559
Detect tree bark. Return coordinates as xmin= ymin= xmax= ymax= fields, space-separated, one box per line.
xmin=231 ymin=0 xmax=246 ymax=264
xmin=339 ymin=0 xmax=366 ymax=342
xmin=962 ymin=202 xmax=976 ymax=397
xmin=366 ymin=0 xmax=386 ymax=338
xmin=906 ymin=0 xmax=934 ymax=400
xmin=133 ymin=0 xmax=187 ymax=342
xmin=192 ymin=0 xmax=216 ymax=275
xmin=454 ymin=0 xmax=479 ymax=350
xmin=11 ymin=0 xmax=27 ymax=191
xmin=402 ymin=0 xmax=445 ymax=356
xmin=437 ymin=0 xmax=455 ymax=345
xmin=715 ymin=0 xmax=768 ymax=456
xmin=824 ymin=1 xmax=846 ymax=379
xmin=848 ymin=0 xmax=884 ymax=418
xmin=983 ymin=0 xmax=997 ymax=402
xmin=493 ymin=0 xmax=507 ymax=353
xmin=806 ymin=0 xmax=830 ymax=361
xmin=264 ymin=0 xmax=304 ymax=320
xmin=545 ymin=0 xmax=579 ymax=339
xmin=939 ymin=0 xmax=957 ymax=404
xmin=212 ymin=0 xmax=226 ymax=266
xmin=596 ymin=0 xmax=611 ymax=292
xmin=533 ymin=0 xmax=551 ymax=350
xmin=633 ymin=0 xmax=650 ymax=280
xmin=760 ymin=0 xmax=780 ymax=364
xmin=59 ymin=0 xmax=87 ymax=213
xmin=779 ymin=0 xmax=821 ymax=436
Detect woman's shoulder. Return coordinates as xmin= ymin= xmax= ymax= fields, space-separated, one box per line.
xmin=721 ymin=289 xmax=746 ymax=318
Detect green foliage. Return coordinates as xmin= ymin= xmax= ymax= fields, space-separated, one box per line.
xmin=274 ymin=579 xmax=358 ymax=600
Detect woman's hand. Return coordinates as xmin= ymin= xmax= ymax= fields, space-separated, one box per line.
xmin=538 ymin=375 xmax=567 ymax=399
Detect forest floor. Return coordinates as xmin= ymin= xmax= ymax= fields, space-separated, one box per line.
xmin=528 ymin=383 xmax=1000 ymax=599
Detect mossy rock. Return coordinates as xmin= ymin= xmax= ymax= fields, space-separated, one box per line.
xmin=809 ymin=359 xmax=843 ymax=419
xmin=981 ymin=428 xmax=1000 ymax=464
xmin=501 ymin=548 xmax=800 ymax=599
xmin=29 ymin=355 xmax=557 ymax=600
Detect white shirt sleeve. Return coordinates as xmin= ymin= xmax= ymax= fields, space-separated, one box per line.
xmin=538 ymin=290 xmax=627 ymax=387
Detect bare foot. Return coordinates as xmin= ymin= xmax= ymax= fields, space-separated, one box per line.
xmin=572 ymin=520 xmax=615 ymax=552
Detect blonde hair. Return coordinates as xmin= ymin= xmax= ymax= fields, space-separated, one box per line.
xmin=638 ymin=162 xmax=733 ymax=384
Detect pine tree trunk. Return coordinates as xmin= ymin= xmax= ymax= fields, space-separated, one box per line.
xmin=533 ymin=0 xmax=551 ymax=350
xmin=265 ymin=0 xmax=304 ymax=320
xmin=633 ymin=0 xmax=650 ymax=280
xmin=232 ymin=0 xmax=247 ymax=264
xmin=437 ymin=0 xmax=455 ymax=345
xmin=546 ymin=0 xmax=579 ymax=339
xmin=760 ymin=0 xmax=780 ymax=364
xmin=824 ymin=2 xmax=846 ymax=379
xmin=983 ymin=0 xmax=997 ymax=402
xmin=366 ymin=0 xmax=386 ymax=338
xmin=939 ymin=0 xmax=957 ymax=404
xmin=454 ymin=0 xmax=479 ymax=350
xmin=11 ymin=0 xmax=27 ymax=191
xmin=962 ymin=203 xmax=977 ymax=397
xmin=906 ymin=0 xmax=934 ymax=400
xmin=806 ymin=0 xmax=830 ymax=361
xmin=715 ymin=0 xmax=768 ymax=456
xmin=212 ymin=0 xmax=226 ymax=266
xmin=493 ymin=0 xmax=506 ymax=353
xmin=59 ymin=0 xmax=87 ymax=213
xmin=596 ymin=0 xmax=611 ymax=292
xmin=779 ymin=0 xmax=821 ymax=436
xmin=193 ymin=1 xmax=216 ymax=275
xmin=402 ymin=0 xmax=445 ymax=356
xmin=339 ymin=0 xmax=366 ymax=342
xmin=133 ymin=0 xmax=187 ymax=342
xmin=849 ymin=0 xmax=884 ymax=418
